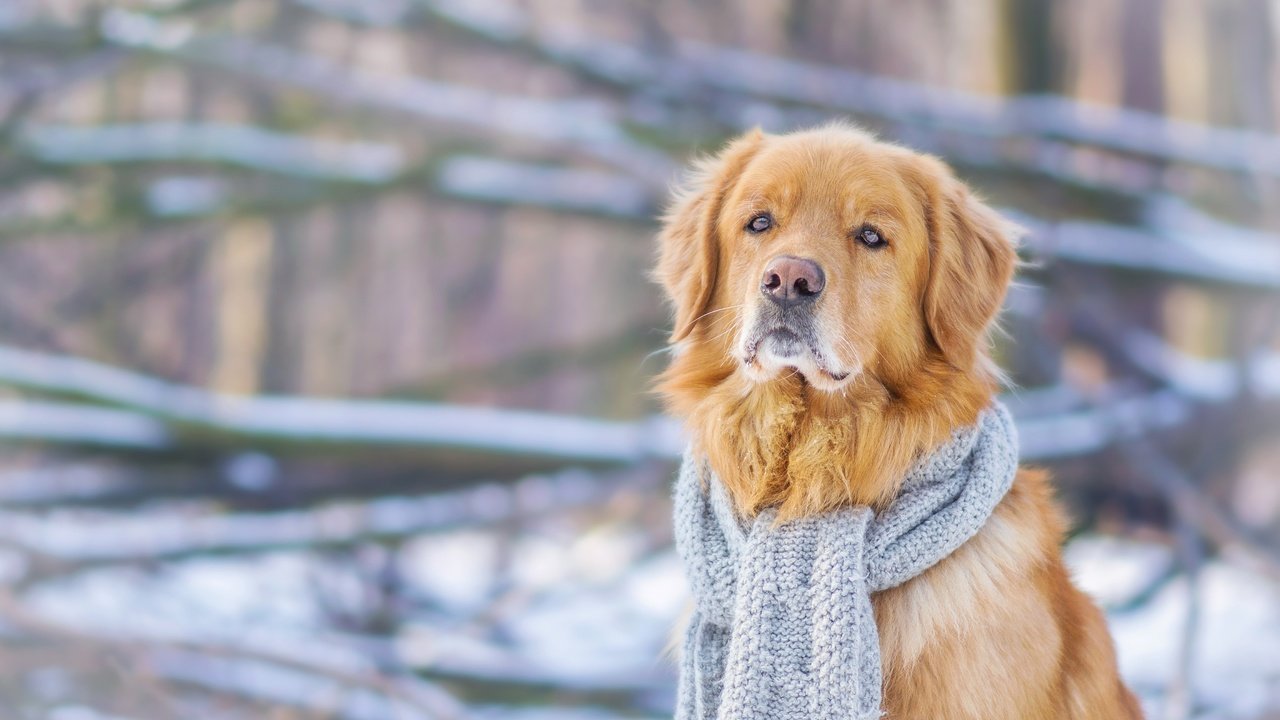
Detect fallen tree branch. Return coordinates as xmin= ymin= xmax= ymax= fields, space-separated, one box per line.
xmin=414 ymin=0 xmax=1280 ymax=178
xmin=1120 ymin=440 xmax=1280 ymax=584
xmin=96 ymin=8 xmax=676 ymax=187
xmin=0 ymin=590 xmax=467 ymax=720
xmin=20 ymin=123 xmax=407 ymax=183
xmin=1159 ymin=514 xmax=1202 ymax=720
xmin=0 ymin=345 xmax=685 ymax=463
xmin=0 ymin=466 xmax=640 ymax=568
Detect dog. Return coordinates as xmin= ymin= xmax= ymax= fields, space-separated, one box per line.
xmin=656 ymin=124 xmax=1142 ymax=719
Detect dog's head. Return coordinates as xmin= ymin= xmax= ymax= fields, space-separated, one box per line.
xmin=657 ymin=124 xmax=1017 ymax=395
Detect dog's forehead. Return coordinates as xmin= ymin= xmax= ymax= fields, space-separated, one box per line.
xmin=731 ymin=136 xmax=918 ymax=220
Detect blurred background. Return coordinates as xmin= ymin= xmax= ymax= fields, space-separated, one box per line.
xmin=0 ymin=0 xmax=1278 ymax=718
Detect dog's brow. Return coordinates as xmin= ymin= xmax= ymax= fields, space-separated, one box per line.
xmin=736 ymin=192 xmax=772 ymax=217
xmin=843 ymin=194 xmax=904 ymax=226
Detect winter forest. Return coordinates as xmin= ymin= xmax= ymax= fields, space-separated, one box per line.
xmin=1 ymin=0 xmax=1279 ymax=718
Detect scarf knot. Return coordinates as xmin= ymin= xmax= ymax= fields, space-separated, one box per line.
xmin=673 ymin=401 xmax=1018 ymax=720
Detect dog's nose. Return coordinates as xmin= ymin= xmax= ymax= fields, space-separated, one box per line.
xmin=761 ymin=255 xmax=825 ymax=306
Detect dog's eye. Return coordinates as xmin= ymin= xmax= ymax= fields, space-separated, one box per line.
xmin=855 ymin=225 xmax=886 ymax=249
xmin=746 ymin=213 xmax=773 ymax=234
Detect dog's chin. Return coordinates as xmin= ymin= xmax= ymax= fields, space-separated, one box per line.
xmin=740 ymin=331 xmax=859 ymax=392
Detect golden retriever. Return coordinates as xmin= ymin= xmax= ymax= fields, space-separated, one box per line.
xmin=656 ymin=124 xmax=1142 ymax=719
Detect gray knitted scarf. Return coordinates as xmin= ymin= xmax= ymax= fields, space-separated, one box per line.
xmin=673 ymin=401 xmax=1018 ymax=720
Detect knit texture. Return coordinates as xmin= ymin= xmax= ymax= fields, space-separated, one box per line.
xmin=673 ymin=401 xmax=1018 ymax=720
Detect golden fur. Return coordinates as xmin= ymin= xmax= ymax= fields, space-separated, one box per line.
xmin=656 ymin=124 xmax=1141 ymax=719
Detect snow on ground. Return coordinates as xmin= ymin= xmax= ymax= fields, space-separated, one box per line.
xmin=12 ymin=494 xmax=1280 ymax=719
xmin=1068 ymin=535 xmax=1280 ymax=719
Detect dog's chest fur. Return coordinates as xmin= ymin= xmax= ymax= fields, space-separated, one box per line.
xmin=873 ymin=469 xmax=1083 ymax=719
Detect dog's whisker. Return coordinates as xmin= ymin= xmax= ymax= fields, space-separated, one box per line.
xmin=704 ymin=318 xmax=744 ymax=346
xmin=691 ymin=304 xmax=746 ymax=324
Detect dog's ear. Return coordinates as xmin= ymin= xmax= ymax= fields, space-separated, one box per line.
xmin=912 ymin=156 xmax=1018 ymax=370
xmin=657 ymin=129 xmax=765 ymax=342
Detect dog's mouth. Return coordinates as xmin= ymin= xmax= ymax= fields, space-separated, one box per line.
xmin=741 ymin=326 xmax=852 ymax=384
xmin=757 ymin=328 xmax=805 ymax=358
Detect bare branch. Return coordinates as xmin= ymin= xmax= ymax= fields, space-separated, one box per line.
xmin=21 ymin=123 xmax=407 ymax=183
